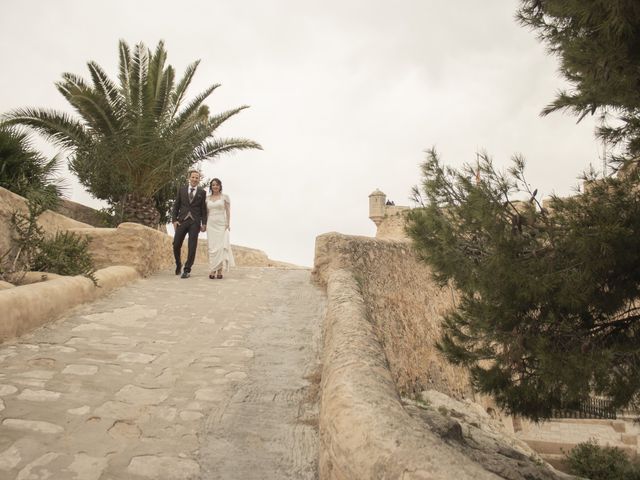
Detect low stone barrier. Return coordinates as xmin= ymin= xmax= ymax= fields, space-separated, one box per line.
xmin=0 ymin=187 xmax=93 ymax=262
xmin=0 ymin=266 xmax=139 ymax=342
xmin=320 ymin=268 xmax=501 ymax=479
xmin=312 ymin=232 xmax=470 ymax=397
xmin=69 ymin=223 xmax=177 ymax=276
xmin=314 ymin=232 xmax=572 ymax=480
xmin=70 ymin=223 xmax=294 ymax=277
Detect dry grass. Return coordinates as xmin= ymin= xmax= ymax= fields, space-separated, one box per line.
xmin=350 ymin=240 xmax=473 ymax=400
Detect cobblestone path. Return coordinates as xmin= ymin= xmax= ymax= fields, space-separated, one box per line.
xmin=0 ymin=266 xmax=324 ymax=480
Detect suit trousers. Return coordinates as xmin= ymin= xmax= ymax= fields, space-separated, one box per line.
xmin=173 ymin=218 xmax=200 ymax=272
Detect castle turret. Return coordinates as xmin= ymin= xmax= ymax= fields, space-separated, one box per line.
xmin=368 ymin=189 xmax=386 ymax=227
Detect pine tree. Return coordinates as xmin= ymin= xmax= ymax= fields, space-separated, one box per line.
xmin=517 ymin=0 xmax=640 ymax=159
xmin=407 ymin=0 xmax=640 ymax=419
xmin=405 ymin=0 xmax=640 ymax=422
xmin=407 ymin=150 xmax=640 ymax=420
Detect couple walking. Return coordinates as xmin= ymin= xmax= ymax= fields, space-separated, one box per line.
xmin=172 ymin=170 xmax=235 ymax=279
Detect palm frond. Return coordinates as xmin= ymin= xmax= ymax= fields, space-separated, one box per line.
xmin=153 ymin=66 xmax=175 ymax=124
xmin=2 ymin=108 xmax=90 ymax=150
xmin=87 ymin=61 xmax=125 ymax=122
xmin=170 ymin=60 xmax=200 ymax=119
xmin=192 ymin=137 xmax=262 ymax=161
xmin=206 ymin=106 xmax=250 ymax=132
xmin=57 ymin=72 xmax=92 ymax=94
xmin=129 ymin=42 xmax=150 ymax=120
xmin=143 ymin=41 xmax=167 ymax=123
xmin=118 ymin=40 xmax=132 ymax=105
xmin=168 ymin=83 xmax=220 ymax=134
xmin=147 ymin=40 xmax=168 ymax=103
xmin=55 ymin=79 xmax=118 ymax=135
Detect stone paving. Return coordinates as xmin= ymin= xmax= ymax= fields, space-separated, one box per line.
xmin=0 ymin=266 xmax=324 ymax=479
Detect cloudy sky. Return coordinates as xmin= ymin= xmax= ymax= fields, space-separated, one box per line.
xmin=1 ymin=0 xmax=602 ymax=267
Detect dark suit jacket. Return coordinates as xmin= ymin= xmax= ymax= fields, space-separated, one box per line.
xmin=171 ymin=185 xmax=208 ymax=227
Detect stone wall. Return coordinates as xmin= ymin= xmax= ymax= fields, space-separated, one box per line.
xmin=70 ymin=223 xmax=293 ymax=276
xmin=319 ymin=269 xmax=499 ymax=479
xmin=375 ymin=206 xmax=410 ymax=240
xmin=54 ymin=198 xmax=110 ymax=227
xmin=0 ymin=266 xmax=140 ymax=342
xmin=0 ymin=188 xmax=93 ymax=270
xmin=313 ymin=232 xmax=471 ymax=397
xmin=1 ymin=187 xmax=294 ymax=278
xmin=67 ymin=223 xmax=178 ymax=277
xmin=314 ymin=243 xmax=569 ymax=479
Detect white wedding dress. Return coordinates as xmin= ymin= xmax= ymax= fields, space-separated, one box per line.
xmin=206 ymin=194 xmax=235 ymax=272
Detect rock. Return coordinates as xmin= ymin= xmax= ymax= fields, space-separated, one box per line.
xmin=404 ymin=390 xmax=570 ymax=480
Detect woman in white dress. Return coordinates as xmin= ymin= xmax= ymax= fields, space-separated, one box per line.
xmin=206 ymin=178 xmax=235 ymax=279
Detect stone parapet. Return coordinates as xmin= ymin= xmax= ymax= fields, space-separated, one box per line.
xmin=367 ymin=188 xmax=411 ymax=240
xmin=314 ymin=232 xmax=571 ymax=479
xmin=313 ymin=232 xmax=470 ymax=397
xmin=0 ymin=187 xmax=92 ymax=268
xmin=1 ymin=186 xmax=295 ymax=277
xmin=54 ymin=198 xmax=110 ymax=227
xmin=375 ymin=207 xmax=410 ymax=240
xmin=319 ymin=269 xmax=501 ymax=479
xmin=69 ymin=223 xmax=295 ymax=277
xmin=68 ymin=223 xmax=176 ymax=277
xmin=0 ymin=265 xmax=139 ymax=343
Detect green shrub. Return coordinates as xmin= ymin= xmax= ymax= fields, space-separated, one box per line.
xmin=566 ymin=440 xmax=640 ymax=480
xmin=32 ymin=231 xmax=97 ymax=285
xmin=1 ymin=199 xmax=97 ymax=286
xmin=96 ymin=207 xmax=118 ymax=227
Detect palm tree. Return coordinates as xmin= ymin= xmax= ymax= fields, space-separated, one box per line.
xmin=3 ymin=40 xmax=261 ymax=227
xmin=0 ymin=126 xmax=65 ymax=209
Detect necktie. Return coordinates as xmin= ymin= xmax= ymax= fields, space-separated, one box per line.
xmin=189 ymin=188 xmax=195 ymax=201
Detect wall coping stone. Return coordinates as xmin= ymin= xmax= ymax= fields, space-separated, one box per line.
xmin=0 ymin=265 xmax=139 ymax=343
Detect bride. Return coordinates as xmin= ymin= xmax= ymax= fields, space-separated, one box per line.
xmin=206 ymin=178 xmax=235 ymax=279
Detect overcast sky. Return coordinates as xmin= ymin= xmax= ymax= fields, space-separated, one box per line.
xmin=1 ymin=0 xmax=602 ymax=267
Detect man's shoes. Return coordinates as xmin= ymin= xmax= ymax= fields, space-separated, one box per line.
xmin=175 ymin=263 xmax=182 ymax=275
xmin=181 ymin=271 xmax=190 ymax=279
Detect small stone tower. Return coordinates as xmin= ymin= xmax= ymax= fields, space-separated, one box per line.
xmin=368 ymin=189 xmax=386 ymax=227
xmin=369 ymin=188 xmax=410 ymax=239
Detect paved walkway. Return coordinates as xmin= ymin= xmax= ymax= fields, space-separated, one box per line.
xmin=0 ymin=266 xmax=324 ymax=480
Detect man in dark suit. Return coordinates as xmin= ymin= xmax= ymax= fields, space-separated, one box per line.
xmin=172 ymin=170 xmax=208 ymax=278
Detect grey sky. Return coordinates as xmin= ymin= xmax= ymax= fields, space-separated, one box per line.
xmin=1 ymin=0 xmax=601 ymax=266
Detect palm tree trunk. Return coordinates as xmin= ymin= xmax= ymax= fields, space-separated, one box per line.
xmin=120 ymin=193 xmax=161 ymax=229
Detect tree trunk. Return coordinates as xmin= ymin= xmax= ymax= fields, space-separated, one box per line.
xmin=119 ymin=193 xmax=161 ymax=228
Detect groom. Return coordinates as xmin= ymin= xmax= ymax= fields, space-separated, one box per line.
xmin=172 ymin=170 xmax=207 ymax=278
